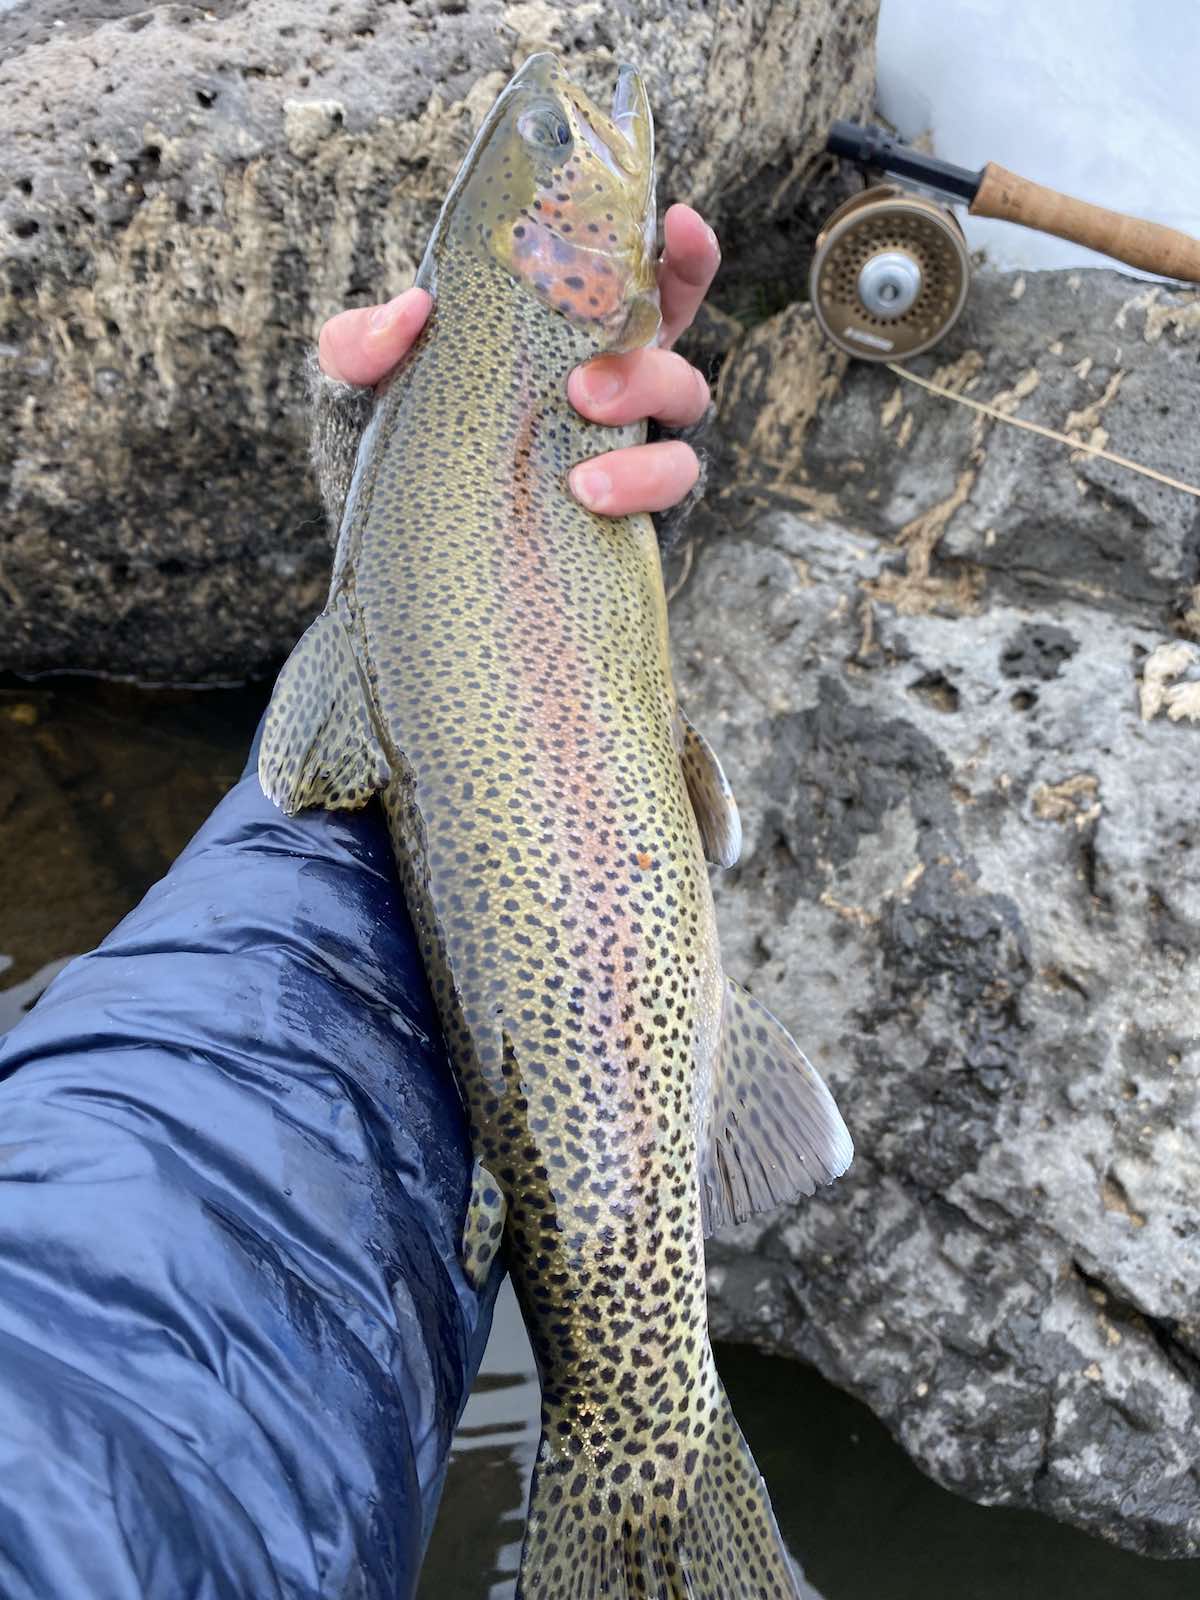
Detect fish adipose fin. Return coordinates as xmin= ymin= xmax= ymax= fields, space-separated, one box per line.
xmin=677 ymin=707 xmax=742 ymax=868
xmin=258 ymin=604 xmax=391 ymax=815
xmin=461 ymin=1159 xmax=507 ymax=1291
xmin=699 ymin=976 xmax=853 ymax=1236
xmin=517 ymin=1384 xmax=803 ymax=1599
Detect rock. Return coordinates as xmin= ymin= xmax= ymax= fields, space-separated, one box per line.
xmin=0 ymin=0 xmax=876 ymax=681
xmin=712 ymin=270 xmax=1200 ymax=635
xmin=673 ymin=273 xmax=1200 ymax=1556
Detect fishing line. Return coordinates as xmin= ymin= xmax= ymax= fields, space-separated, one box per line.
xmin=885 ymin=361 xmax=1200 ymax=500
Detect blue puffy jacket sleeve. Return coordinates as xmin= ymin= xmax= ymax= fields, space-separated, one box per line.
xmin=0 ymin=741 xmax=496 ymax=1599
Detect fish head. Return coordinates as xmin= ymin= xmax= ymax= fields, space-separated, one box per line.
xmin=428 ymin=54 xmax=661 ymax=352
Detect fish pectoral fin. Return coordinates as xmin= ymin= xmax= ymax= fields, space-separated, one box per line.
xmin=258 ymin=604 xmax=391 ymax=815
xmin=461 ymin=1159 xmax=507 ymax=1292
xmin=699 ymin=975 xmax=854 ymax=1236
xmin=677 ymin=706 xmax=742 ymax=868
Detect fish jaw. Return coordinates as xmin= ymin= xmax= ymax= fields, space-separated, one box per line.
xmin=418 ymin=53 xmax=660 ymax=353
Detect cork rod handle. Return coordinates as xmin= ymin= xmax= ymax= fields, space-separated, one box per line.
xmin=972 ymin=163 xmax=1200 ymax=283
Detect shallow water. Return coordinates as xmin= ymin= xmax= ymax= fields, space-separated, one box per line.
xmin=0 ymin=673 xmax=263 ymax=996
xmin=3 ymin=675 xmax=1198 ymax=1597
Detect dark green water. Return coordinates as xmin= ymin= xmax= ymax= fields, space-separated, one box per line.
xmin=3 ymin=675 xmax=1198 ymax=1598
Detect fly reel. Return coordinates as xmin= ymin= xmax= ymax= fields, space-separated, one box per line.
xmin=809 ymin=186 xmax=971 ymax=361
xmin=815 ymin=120 xmax=1200 ymax=361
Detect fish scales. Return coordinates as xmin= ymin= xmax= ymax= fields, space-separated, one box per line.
xmin=260 ymin=53 xmax=852 ymax=1600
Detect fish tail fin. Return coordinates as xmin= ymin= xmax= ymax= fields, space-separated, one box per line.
xmin=516 ymin=1382 xmax=802 ymax=1599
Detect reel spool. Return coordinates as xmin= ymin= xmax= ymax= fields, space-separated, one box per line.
xmin=809 ymin=186 xmax=971 ymax=362
xmin=817 ymin=121 xmax=1200 ymax=361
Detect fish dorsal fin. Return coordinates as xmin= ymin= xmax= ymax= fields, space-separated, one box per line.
xmin=700 ymin=976 xmax=853 ymax=1235
xmin=677 ymin=707 xmax=742 ymax=868
xmin=258 ymin=604 xmax=391 ymax=815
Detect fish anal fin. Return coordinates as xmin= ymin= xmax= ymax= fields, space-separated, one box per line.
xmin=258 ymin=603 xmax=391 ymax=815
xmin=700 ymin=976 xmax=853 ymax=1236
xmin=461 ymin=1159 xmax=507 ymax=1292
xmin=677 ymin=706 xmax=742 ymax=868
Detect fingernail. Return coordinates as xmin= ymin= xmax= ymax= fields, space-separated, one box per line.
xmin=705 ymin=223 xmax=720 ymax=256
xmin=570 ymin=464 xmax=613 ymax=510
xmin=368 ymin=293 xmax=408 ymax=333
xmin=580 ymin=366 xmax=624 ymax=405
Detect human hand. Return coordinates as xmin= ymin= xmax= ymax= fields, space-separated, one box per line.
xmin=316 ymin=202 xmax=720 ymax=519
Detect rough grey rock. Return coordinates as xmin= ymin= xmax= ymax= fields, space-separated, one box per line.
xmin=672 ymin=274 xmax=1200 ymax=1557
xmin=711 ymin=269 xmax=1200 ymax=636
xmin=0 ymin=0 xmax=876 ymax=680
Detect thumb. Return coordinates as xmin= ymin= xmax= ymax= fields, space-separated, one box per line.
xmin=317 ymin=288 xmax=433 ymax=386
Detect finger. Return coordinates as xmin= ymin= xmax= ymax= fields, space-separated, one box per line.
xmin=317 ymin=287 xmax=432 ymax=386
xmin=657 ymin=203 xmax=720 ymax=350
xmin=567 ymin=348 xmax=710 ymax=431
xmin=569 ymin=440 xmax=699 ymax=517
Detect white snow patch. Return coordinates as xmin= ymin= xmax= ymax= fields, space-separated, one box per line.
xmin=876 ymin=0 xmax=1200 ymax=275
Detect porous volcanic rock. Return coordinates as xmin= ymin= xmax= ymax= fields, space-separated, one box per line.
xmin=0 ymin=0 xmax=875 ymax=680
xmin=677 ymin=269 xmax=1200 ymax=1557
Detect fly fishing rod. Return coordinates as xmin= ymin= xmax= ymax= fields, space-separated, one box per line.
xmin=812 ymin=120 xmax=1200 ymax=359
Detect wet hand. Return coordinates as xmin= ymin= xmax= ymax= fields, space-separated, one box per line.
xmin=316 ymin=202 xmax=719 ymax=520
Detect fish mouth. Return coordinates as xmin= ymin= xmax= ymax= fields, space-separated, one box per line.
xmin=612 ymin=63 xmax=651 ymax=166
xmin=610 ymin=64 xmax=657 ymax=271
xmin=580 ymin=65 xmax=654 ymax=188
xmin=566 ymin=64 xmax=648 ymax=177
xmin=566 ymin=62 xmax=658 ymax=276
xmin=576 ymin=106 xmax=626 ymax=181
xmin=428 ymin=53 xmax=660 ymax=349
xmin=610 ymin=64 xmax=658 ymax=332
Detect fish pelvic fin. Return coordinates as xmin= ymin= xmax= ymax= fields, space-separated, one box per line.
xmin=258 ymin=601 xmax=391 ymax=815
xmin=699 ymin=975 xmax=853 ymax=1236
xmin=461 ymin=1159 xmax=507 ymax=1292
xmin=516 ymin=1381 xmax=803 ymax=1599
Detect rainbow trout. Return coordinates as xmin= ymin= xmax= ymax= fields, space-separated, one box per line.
xmin=260 ymin=53 xmax=852 ymax=1599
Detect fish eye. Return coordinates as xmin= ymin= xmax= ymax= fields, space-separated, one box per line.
xmin=518 ymin=105 xmax=572 ymax=151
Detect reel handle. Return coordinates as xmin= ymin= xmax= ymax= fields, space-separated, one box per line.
xmin=972 ymin=164 xmax=1200 ymax=282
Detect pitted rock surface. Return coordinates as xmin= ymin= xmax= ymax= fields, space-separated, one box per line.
xmin=667 ymin=507 xmax=1200 ymax=1557
xmin=683 ymin=272 xmax=1200 ymax=1557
